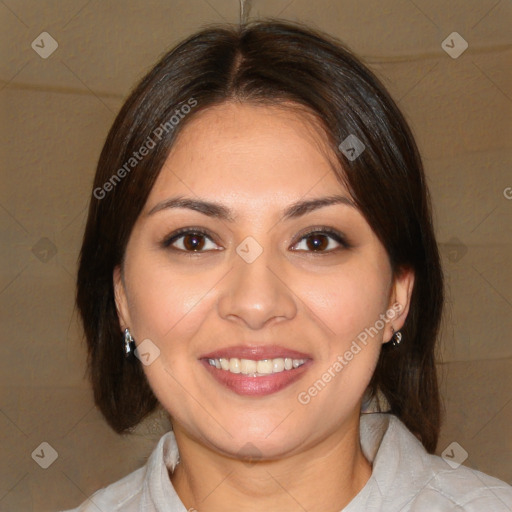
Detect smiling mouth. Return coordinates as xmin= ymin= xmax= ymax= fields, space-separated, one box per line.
xmin=206 ymin=357 xmax=307 ymax=376
xmin=201 ymin=351 xmax=312 ymax=396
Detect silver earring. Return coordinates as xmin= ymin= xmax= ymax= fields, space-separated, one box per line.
xmin=123 ymin=328 xmax=136 ymax=357
xmin=390 ymin=329 xmax=402 ymax=347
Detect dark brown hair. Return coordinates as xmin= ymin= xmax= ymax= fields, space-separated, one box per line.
xmin=77 ymin=19 xmax=444 ymax=452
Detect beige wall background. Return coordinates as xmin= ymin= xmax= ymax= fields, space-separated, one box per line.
xmin=0 ymin=0 xmax=511 ymax=510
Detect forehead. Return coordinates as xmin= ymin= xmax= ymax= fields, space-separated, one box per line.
xmin=147 ymin=102 xmax=348 ymax=209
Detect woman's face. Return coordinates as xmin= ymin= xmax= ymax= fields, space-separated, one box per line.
xmin=114 ymin=102 xmax=413 ymax=460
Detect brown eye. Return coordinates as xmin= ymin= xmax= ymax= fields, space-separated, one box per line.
xmin=182 ymin=233 xmax=206 ymax=251
xmin=163 ymin=229 xmax=221 ymax=253
xmin=291 ymin=228 xmax=349 ymax=253
xmin=305 ymin=233 xmax=330 ymax=251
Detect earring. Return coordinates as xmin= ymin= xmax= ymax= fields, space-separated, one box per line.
xmin=390 ymin=328 xmax=402 ymax=347
xmin=123 ymin=328 xmax=136 ymax=357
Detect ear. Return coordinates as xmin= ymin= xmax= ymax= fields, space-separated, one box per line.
xmin=113 ymin=265 xmax=131 ymax=331
xmin=383 ymin=266 xmax=415 ymax=344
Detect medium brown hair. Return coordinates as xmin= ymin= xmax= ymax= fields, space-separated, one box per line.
xmin=77 ymin=20 xmax=444 ymax=452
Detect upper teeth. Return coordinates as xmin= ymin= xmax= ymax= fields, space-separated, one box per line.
xmin=207 ymin=357 xmax=306 ymax=376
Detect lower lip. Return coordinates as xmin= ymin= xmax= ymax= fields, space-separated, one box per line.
xmin=201 ymin=360 xmax=312 ymax=396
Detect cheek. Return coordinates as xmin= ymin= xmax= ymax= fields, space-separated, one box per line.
xmin=294 ymin=268 xmax=386 ymax=417
xmin=294 ymin=263 xmax=390 ymax=347
xmin=123 ymin=258 xmax=223 ymax=424
xmin=292 ymin=258 xmax=390 ymax=414
xmin=123 ymin=256 xmax=221 ymax=348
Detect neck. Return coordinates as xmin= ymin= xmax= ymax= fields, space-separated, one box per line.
xmin=170 ymin=414 xmax=371 ymax=512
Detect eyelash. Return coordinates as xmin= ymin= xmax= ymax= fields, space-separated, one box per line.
xmin=292 ymin=227 xmax=350 ymax=253
xmin=161 ymin=226 xmax=350 ymax=255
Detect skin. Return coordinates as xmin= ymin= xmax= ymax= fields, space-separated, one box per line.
xmin=114 ymin=102 xmax=414 ymax=512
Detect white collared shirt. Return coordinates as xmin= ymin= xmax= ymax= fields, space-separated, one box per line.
xmin=64 ymin=413 xmax=512 ymax=511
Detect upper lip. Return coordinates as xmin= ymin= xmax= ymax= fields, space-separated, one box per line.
xmin=200 ymin=345 xmax=312 ymax=360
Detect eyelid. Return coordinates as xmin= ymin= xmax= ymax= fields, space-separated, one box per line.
xmin=161 ymin=225 xmax=350 ymax=254
xmin=161 ymin=227 xmax=221 ymax=251
xmin=290 ymin=226 xmax=350 ymax=252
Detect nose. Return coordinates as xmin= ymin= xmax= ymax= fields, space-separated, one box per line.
xmin=217 ymin=247 xmax=297 ymax=330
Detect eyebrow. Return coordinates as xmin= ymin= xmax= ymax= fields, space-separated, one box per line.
xmin=147 ymin=194 xmax=355 ymax=221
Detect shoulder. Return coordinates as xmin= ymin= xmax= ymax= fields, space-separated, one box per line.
xmin=413 ymin=455 xmax=512 ymax=511
xmin=357 ymin=414 xmax=512 ymax=511
xmin=61 ymin=465 xmax=146 ymax=511
xmin=61 ymin=430 xmax=180 ymax=512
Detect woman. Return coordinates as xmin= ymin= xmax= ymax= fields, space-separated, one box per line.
xmin=70 ymin=20 xmax=512 ymax=512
